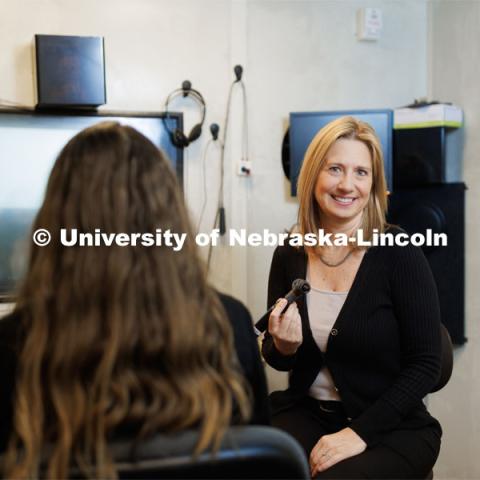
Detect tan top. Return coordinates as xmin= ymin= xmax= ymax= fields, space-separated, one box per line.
xmin=306 ymin=282 xmax=347 ymax=401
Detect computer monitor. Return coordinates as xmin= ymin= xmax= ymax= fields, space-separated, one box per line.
xmin=289 ymin=109 xmax=393 ymax=196
xmin=0 ymin=110 xmax=183 ymax=299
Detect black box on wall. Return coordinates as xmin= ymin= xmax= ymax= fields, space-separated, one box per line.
xmin=393 ymin=126 xmax=463 ymax=188
xmin=34 ymin=34 xmax=106 ymax=108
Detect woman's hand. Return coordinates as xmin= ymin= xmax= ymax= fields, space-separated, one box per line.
xmin=309 ymin=427 xmax=367 ymax=476
xmin=268 ymin=298 xmax=302 ymax=356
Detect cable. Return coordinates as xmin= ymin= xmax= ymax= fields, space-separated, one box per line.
xmin=240 ymin=82 xmax=249 ymax=163
xmin=215 ymin=68 xmax=245 ymax=235
xmin=217 ymin=81 xmax=235 ymax=234
xmin=205 ymin=136 xmax=224 ymax=272
xmin=183 ymin=146 xmax=189 ymax=206
xmin=197 ymin=138 xmax=213 ymax=232
xmin=207 ymin=207 xmax=219 ymax=270
xmin=207 ymin=65 xmax=249 ymax=270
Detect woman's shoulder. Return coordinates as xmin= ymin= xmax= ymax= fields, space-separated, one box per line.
xmin=217 ymin=292 xmax=251 ymax=324
xmin=0 ymin=310 xmax=23 ymax=360
xmin=0 ymin=310 xmax=23 ymax=340
xmin=271 ymin=242 xmax=306 ymax=261
xmin=371 ymin=224 xmax=430 ymax=269
xmin=384 ymin=224 xmax=405 ymax=236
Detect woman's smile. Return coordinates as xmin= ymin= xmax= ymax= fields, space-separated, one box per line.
xmin=330 ymin=194 xmax=357 ymax=206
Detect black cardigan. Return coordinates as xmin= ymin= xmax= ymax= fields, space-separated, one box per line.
xmin=0 ymin=293 xmax=270 ymax=452
xmin=262 ymin=233 xmax=442 ymax=447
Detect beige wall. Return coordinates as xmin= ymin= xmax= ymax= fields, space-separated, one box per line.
xmin=427 ymin=1 xmax=480 ymax=479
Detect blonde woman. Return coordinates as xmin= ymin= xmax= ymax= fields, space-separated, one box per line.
xmin=263 ymin=117 xmax=442 ymax=479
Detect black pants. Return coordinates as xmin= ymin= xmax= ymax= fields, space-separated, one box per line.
xmin=272 ymin=397 xmax=441 ymax=480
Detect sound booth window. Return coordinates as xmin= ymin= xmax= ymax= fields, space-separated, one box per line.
xmin=0 ymin=110 xmax=183 ymax=300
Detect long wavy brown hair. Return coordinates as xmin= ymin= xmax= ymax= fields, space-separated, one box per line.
xmin=4 ymin=122 xmax=250 ymax=478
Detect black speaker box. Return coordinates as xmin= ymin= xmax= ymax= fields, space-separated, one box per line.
xmin=34 ymin=34 xmax=106 ymax=108
xmin=387 ymin=183 xmax=466 ymax=345
xmin=393 ymin=127 xmax=463 ymax=188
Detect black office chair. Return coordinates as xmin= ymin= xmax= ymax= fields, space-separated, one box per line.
xmin=431 ymin=323 xmax=454 ymax=393
xmin=69 ymin=426 xmax=310 ymax=479
xmin=424 ymin=323 xmax=454 ymax=480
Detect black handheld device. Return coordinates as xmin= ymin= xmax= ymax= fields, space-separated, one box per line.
xmin=254 ymin=279 xmax=310 ymax=336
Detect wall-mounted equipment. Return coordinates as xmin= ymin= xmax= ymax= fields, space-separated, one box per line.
xmin=390 ymin=103 xmax=465 ymax=345
xmin=164 ymin=80 xmax=206 ymax=148
xmin=356 ymin=8 xmax=383 ymax=41
xmin=393 ymin=104 xmax=463 ymax=188
xmin=34 ymin=34 xmax=106 ymax=108
xmin=285 ymin=109 xmax=393 ymax=196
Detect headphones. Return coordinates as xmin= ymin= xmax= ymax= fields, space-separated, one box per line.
xmin=164 ymin=80 xmax=206 ymax=148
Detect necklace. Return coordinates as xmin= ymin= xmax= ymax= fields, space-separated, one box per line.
xmin=318 ymin=249 xmax=355 ymax=268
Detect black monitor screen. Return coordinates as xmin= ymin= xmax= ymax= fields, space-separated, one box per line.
xmin=289 ymin=109 xmax=393 ymax=196
xmin=0 ymin=110 xmax=183 ymax=299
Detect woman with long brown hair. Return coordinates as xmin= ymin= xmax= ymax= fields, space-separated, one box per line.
xmin=0 ymin=122 xmax=259 ymax=478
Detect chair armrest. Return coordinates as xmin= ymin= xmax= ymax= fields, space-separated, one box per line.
xmin=431 ymin=323 xmax=453 ymax=393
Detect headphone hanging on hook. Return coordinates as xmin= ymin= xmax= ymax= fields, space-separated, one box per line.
xmin=164 ymin=80 xmax=206 ymax=148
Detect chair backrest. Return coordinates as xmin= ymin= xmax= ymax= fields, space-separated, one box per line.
xmin=70 ymin=426 xmax=310 ymax=479
xmin=431 ymin=323 xmax=454 ymax=393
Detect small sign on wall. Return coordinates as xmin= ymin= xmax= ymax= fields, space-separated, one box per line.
xmin=356 ymin=8 xmax=383 ymax=41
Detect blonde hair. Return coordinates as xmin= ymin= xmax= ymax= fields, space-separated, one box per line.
xmin=5 ymin=122 xmax=250 ymax=479
xmin=297 ymin=116 xmax=388 ymax=243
